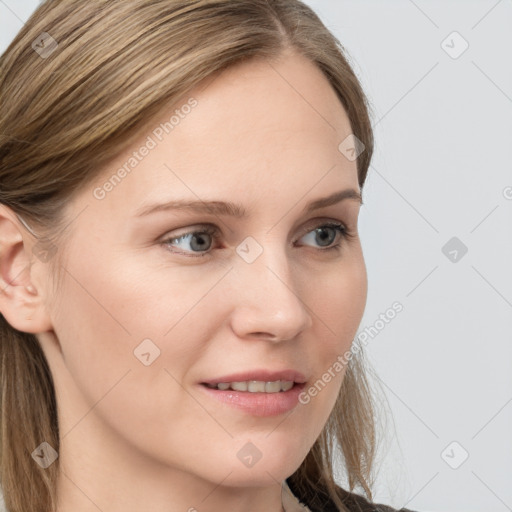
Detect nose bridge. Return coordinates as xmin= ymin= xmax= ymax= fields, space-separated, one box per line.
xmin=229 ymin=235 xmax=313 ymax=339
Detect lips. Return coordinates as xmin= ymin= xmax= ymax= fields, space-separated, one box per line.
xmin=198 ymin=380 xmax=306 ymax=417
xmin=198 ymin=368 xmax=308 ymax=416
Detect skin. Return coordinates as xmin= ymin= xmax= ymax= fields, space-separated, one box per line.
xmin=0 ymin=49 xmax=367 ymax=512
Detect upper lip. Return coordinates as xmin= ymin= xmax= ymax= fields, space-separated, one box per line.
xmin=201 ymin=369 xmax=307 ymax=385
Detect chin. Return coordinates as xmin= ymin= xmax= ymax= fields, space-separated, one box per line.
xmin=221 ymin=443 xmax=305 ymax=487
xmin=218 ymin=465 xmax=297 ymax=488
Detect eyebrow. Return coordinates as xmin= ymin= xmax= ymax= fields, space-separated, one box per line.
xmin=134 ymin=188 xmax=362 ymax=218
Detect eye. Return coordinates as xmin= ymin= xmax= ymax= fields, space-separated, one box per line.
xmin=296 ymin=222 xmax=349 ymax=251
xmin=160 ymin=226 xmax=218 ymax=258
xmin=160 ymin=221 xmax=353 ymax=257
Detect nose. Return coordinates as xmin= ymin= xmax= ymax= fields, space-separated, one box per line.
xmin=228 ymin=244 xmax=313 ymax=342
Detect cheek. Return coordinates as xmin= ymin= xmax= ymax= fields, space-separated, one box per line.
xmin=51 ymin=244 xmax=221 ymax=413
xmin=50 ymin=258 xmax=222 ymax=470
xmin=307 ymin=255 xmax=367 ymax=355
xmin=286 ymin=258 xmax=367 ymax=446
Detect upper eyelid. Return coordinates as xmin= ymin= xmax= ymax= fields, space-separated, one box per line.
xmin=165 ymin=217 xmax=348 ymax=237
xmin=295 ymin=220 xmax=346 ymax=239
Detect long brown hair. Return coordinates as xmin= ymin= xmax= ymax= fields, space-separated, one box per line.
xmin=0 ymin=1 xmax=378 ymax=510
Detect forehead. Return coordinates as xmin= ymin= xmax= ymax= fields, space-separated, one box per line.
xmin=178 ymin=49 xmax=353 ymax=154
xmin=78 ymin=50 xmax=358 ymax=221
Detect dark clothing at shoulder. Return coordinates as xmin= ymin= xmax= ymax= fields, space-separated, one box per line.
xmin=285 ymin=477 xmax=418 ymax=512
xmin=334 ymin=490 xmax=417 ymax=512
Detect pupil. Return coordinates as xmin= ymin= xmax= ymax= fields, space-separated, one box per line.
xmin=317 ymin=227 xmax=334 ymax=246
xmin=192 ymin=233 xmax=211 ymax=251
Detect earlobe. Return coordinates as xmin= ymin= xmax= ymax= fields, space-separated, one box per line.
xmin=0 ymin=205 xmax=53 ymax=334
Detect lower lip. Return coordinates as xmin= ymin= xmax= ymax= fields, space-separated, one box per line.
xmin=198 ymin=383 xmax=306 ymax=417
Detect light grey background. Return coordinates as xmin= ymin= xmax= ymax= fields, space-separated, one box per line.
xmin=1 ymin=1 xmax=511 ymax=511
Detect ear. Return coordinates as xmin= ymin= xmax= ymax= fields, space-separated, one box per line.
xmin=0 ymin=204 xmax=53 ymax=334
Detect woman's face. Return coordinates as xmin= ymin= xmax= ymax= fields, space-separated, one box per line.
xmin=38 ymin=50 xmax=367 ymax=496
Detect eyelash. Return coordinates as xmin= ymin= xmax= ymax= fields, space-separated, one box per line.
xmin=160 ymin=221 xmax=355 ymax=258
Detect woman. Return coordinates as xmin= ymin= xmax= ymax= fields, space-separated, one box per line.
xmin=0 ymin=1 xmax=417 ymax=511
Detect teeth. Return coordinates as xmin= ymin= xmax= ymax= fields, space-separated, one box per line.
xmin=280 ymin=381 xmax=294 ymax=392
xmin=248 ymin=381 xmax=265 ymax=392
xmin=205 ymin=380 xmax=295 ymax=393
xmin=231 ymin=381 xmax=248 ymax=392
xmin=265 ymin=381 xmax=281 ymax=393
